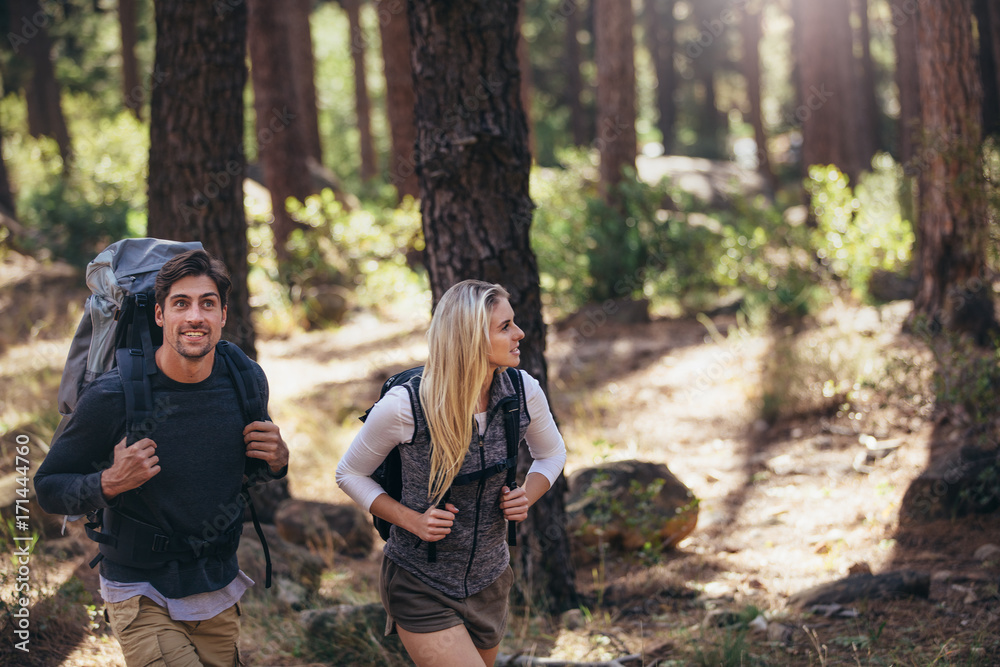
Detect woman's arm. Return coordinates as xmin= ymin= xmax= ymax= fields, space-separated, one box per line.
xmin=335 ymin=387 xmax=458 ymax=541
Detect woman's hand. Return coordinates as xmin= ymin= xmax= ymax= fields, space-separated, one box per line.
xmin=500 ymin=485 xmax=530 ymax=522
xmin=412 ymin=503 xmax=459 ymax=542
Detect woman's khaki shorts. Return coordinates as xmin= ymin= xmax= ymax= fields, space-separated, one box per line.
xmin=378 ymin=557 xmax=514 ymax=650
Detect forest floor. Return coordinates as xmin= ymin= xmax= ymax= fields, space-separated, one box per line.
xmin=2 ymin=253 xmax=999 ymax=665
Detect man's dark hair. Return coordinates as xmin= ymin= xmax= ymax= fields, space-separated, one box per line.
xmin=155 ymin=249 xmax=232 ymax=310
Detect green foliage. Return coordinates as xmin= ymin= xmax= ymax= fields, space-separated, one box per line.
xmin=2 ymin=94 xmax=148 ymax=267
xmin=248 ymin=190 xmax=426 ymax=331
xmin=807 ymin=156 xmax=914 ymax=300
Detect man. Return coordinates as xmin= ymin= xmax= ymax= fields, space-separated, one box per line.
xmin=35 ymin=249 xmax=289 ymax=667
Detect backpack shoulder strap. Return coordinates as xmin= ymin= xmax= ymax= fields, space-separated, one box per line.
xmin=216 ymin=341 xmax=266 ymax=424
xmin=216 ymin=340 xmax=273 ymax=588
xmin=502 ymin=368 xmax=522 ymax=547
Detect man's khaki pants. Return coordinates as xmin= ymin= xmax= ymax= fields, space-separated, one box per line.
xmin=104 ymin=595 xmax=241 ymax=667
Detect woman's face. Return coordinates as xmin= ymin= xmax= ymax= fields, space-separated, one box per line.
xmin=487 ymin=298 xmax=524 ymax=370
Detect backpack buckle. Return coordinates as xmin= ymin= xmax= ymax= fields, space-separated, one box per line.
xmin=151 ymin=534 xmax=170 ymax=553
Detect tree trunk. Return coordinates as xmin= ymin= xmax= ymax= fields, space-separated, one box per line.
xmin=119 ymin=0 xmax=141 ymax=120
xmin=409 ymin=0 xmax=577 ymax=614
xmin=974 ymin=0 xmax=1000 ymax=137
xmin=247 ymin=0 xmax=312 ymax=260
xmin=910 ymin=0 xmax=996 ymax=343
xmin=856 ymin=0 xmax=881 ymax=162
xmin=0 ymin=115 xmax=16 ymax=220
xmin=690 ymin=0 xmax=725 ymax=159
xmin=288 ymin=0 xmax=324 ymax=164
xmin=741 ymin=3 xmax=777 ymax=192
xmin=893 ymin=0 xmax=921 ymax=168
xmin=795 ymin=0 xmax=865 ymax=182
xmin=564 ymin=0 xmax=589 ymax=147
xmin=645 ymin=0 xmax=676 ymax=154
xmin=146 ymin=0 xmax=256 ymax=358
xmin=345 ymin=0 xmax=378 ymax=181
xmin=10 ymin=0 xmax=72 ymax=165
xmin=594 ymin=0 xmax=637 ymax=201
xmin=518 ymin=0 xmax=536 ymax=159
xmin=377 ymin=0 xmax=419 ymax=201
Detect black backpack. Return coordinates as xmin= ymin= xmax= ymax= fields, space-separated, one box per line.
xmin=53 ymin=238 xmax=273 ymax=586
xmin=360 ymin=366 xmax=524 ymax=562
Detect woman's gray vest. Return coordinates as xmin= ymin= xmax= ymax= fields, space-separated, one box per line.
xmin=383 ymin=369 xmax=530 ymax=599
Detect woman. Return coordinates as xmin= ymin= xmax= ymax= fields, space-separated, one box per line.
xmin=336 ymin=280 xmax=567 ymax=667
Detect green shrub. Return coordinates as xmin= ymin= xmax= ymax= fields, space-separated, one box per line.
xmin=2 ymin=94 xmax=148 ymax=267
xmin=248 ymin=190 xmax=426 ymax=331
xmin=807 ymin=156 xmax=914 ymax=300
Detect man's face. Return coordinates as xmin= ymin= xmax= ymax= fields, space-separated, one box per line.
xmin=154 ymin=274 xmax=227 ymax=361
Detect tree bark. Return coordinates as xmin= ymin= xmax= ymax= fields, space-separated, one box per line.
xmin=563 ymin=0 xmax=589 ymax=147
xmin=345 ymin=0 xmax=378 ymax=181
xmin=740 ymin=2 xmax=777 ymax=192
xmin=409 ymin=0 xmax=577 ymax=614
xmin=594 ymin=0 xmax=637 ymax=202
xmin=892 ymin=0 xmax=921 ymax=167
xmin=247 ymin=0 xmax=312 ymax=260
xmin=119 ymin=0 xmax=142 ymax=120
xmin=288 ymin=0 xmax=324 ymax=164
xmin=910 ymin=0 xmax=996 ymax=343
xmin=0 ymin=115 xmax=15 ymax=220
xmin=856 ymin=0 xmax=881 ymax=162
xmin=377 ymin=0 xmax=419 ymax=201
xmin=974 ymin=0 xmax=1000 ymax=137
xmin=146 ymin=0 xmax=256 ymax=357
xmin=795 ymin=0 xmax=865 ymax=182
xmin=645 ymin=0 xmax=676 ymax=154
xmin=10 ymin=0 xmax=72 ymax=165
xmin=518 ymin=0 xmax=536 ymax=159
xmin=690 ymin=0 xmax=725 ymax=159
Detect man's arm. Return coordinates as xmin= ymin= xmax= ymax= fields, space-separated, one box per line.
xmin=34 ymin=375 xmax=127 ymax=515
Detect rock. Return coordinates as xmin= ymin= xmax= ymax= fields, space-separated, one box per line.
xmin=244 ymin=476 xmax=292 ymax=524
xmin=702 ymin=609 xmax=740 ymax=628
xmin=299 ymin=603 xmax=406 ymax=665
xmin=900 ymin=445 xmax=1000 ymax=521
xmin=567 ymin=460 xmax=698 ymax=563
xmin=275 ymin=578 xmax=310 ymax=609
xmin=973 ymin=544 xmax=1000 ymax=562
xmin=767 ymin=622 xmax=796 ymax=643
xmin=788 ymin=570 xmax=930 ymax=610
xmin=237 ymin=523 xmax=325 ymax=597
xmin=561 ymin=608 xmax=585 ymax=630
xmin=274 ymin=498 xmax=375 ymax=558
xmin=867 ymin=269 xmax=917 ymax=303
xmin=748 ymin=614 xmax=768 ymax=632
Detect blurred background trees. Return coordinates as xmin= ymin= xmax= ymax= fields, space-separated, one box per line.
xmin=1 ymin=0 xmax=999 ymax=613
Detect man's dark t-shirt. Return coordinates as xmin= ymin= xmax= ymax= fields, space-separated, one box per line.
xmin=35 ymin=351 xmax=278 ymax=598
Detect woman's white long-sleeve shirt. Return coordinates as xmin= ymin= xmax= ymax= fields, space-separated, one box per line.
xmin=336 ymin=370 xmax=566 ymax=510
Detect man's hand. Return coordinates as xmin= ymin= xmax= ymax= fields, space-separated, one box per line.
xmin=244 ymin=421 xmax=289 ymax=473
xmin=101 ymin=437 xmax=160 ymax=501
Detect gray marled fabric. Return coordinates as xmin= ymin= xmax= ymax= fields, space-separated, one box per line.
xmin=383 ymin=369 xmax=529 ymax=599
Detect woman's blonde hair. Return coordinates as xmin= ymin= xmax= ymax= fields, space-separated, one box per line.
xmin=420 ymin=279 xmax=511 ymax=504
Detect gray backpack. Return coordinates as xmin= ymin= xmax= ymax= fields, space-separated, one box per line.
xmin=55 ymin=237 xmax=203 ymax=430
